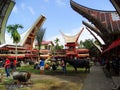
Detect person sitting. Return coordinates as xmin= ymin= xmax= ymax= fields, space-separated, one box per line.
xmin=45 ymin=63 xmax=50 ymax=70
xmin=39 ymin=58 xmax=45 ymax=74
xmin=52 ymin=62 xmax=57 ymax=71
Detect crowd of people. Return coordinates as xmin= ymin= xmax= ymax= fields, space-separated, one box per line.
xmin=34 ymin=58 xmax=67 ymax=74
xmin=1 ymin=57 xmax=91 ymax=77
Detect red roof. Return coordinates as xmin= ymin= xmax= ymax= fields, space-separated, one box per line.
xmin=103 ymin=38 xmax=120 ymax=53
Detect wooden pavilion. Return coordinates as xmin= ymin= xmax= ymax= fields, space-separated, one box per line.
xmin=59 ymin=28 xmax=89 ymax=59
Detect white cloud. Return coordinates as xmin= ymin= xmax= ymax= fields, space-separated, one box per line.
xmin=12 ymin=6 xmax=18 ymax=13
xmin=20 ymin=3 xmax=35 ymax=16
xmin=56 ymin=0 xmax=66 ymax=6
xmin=27 ymin=6 xmax=35 ymax=16
xmin=79 ymin=27 xmax=94 ymax=41
xmin=80 ymin=26 xmax=105 ymax=44
xmin=5 ymin=33 xmax=13 ymax=44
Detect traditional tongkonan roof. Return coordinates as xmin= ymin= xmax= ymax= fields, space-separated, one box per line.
xmin=20 ymin=15 xmax=46 ymax=49
xmin=70 ymin=0 xmax=120 ymax=45
xmin=61 ymin=28 xmax=84 ymax=43
xmin=110 ymin=0 xmax=120 ymax=16
xmin=0 ymin=0 xmax=15 ymax=44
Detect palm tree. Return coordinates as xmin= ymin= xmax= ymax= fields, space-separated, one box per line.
xmin=53 ymin=38 xmax=64 ymax=51
xmin=54 ymin=38 xmax=59 ymax=44
xmin=54 ymin=38 xmax=60 ymax=50
xmin=36 ymin=27 xmax=46 ymax=59
xmin=6 ymin=24 xmax=23 ymax=60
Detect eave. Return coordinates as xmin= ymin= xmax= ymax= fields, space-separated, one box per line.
xmin=70 ymin=0 xmax=109 ymax=35
xmin=110 ymin=0 xmax=120 ymax=16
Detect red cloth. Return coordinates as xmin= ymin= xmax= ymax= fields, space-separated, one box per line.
xmin=13 ymin=59 xmax=17 ymax=66
xmin=5 ymin=59 xmax=10 ymax=68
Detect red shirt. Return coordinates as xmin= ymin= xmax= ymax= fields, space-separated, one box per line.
xmin=13 ymin=60 xmax=17 ymax=66
xmin=5 ymin=59 xmax=10 ymax=68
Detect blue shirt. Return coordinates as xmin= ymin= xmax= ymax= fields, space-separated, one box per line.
xmin=39 ymin=60 xmax=44 ymax=66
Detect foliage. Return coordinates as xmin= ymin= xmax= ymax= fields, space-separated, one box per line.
xmin=6 ymin=24 xmax=23 ymax=60
xmin=0 ymin=85 xmax=5 ymax=90
xmin=6 ymin=24 xmax=23 ymax=44
xmin=53 ymin=38 xmax=64 ymax=50
xmin=17 ymin=64 xmax=87 ymax=76
xmin=17 ymin=65 xmax=40 ymax=74
xmin=36 ymin=27 xmax=46 ymax=50
xmin=36 ymin=27 xmax=46 ymax=59
xmin=79 ymin=39 xmax=100 ymax=58
xmin=79 ymin=40 xmax=84 ymax=48
xmin=82 ymin=39 xmax=94 ymax=49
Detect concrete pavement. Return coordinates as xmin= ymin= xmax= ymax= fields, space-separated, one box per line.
xmin=81 ymin=63 xmax=113 ymax=90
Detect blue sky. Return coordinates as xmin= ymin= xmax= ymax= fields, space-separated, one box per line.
xmin=6 ymin=0 xmax=115 ymax=45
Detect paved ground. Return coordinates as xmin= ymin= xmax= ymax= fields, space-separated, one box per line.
xmin=81 ymin=63 xmax=113 ymax=90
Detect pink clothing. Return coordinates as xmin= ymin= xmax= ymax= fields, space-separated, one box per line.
xmin=61 ymin=60 xmax=65 ymax=66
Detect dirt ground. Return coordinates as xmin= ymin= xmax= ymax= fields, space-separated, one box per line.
xmin=1 ymin=66 xmax=88 ymax=90
xmin=4 ymin=73 xmax=85 ymax=90
xmin=27 ymin=73 xmax=86 ymax=90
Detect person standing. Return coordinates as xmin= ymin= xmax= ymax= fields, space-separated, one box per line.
xmin=39 ymin=58 xmax=45 ymax=74
xmin=13 ymin=59 xmax=17 ymax=71
xmin=61 ymin=59 xmax=66 ymax=74
xmin=34 ymin=60 xmax=39 ymax=69
xmin=4 ymin=58 xmax=11 ymax=77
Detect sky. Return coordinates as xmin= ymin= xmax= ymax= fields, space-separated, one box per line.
xmin=6 ymin=0 xmax=115 ymax=45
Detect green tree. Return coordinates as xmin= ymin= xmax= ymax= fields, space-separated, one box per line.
xmin=54 ymin=38 xmax=63 ymax=50
xmin=36 ymin=27 xmax=46 ymax=59
xmin=6 ymin=24 xmax=23 ymax=60
xmin=79 ymin=40 xmax=84 ymax=48
xmin=81 ymin=39 xmax=100 ymax=58
xmin=54 ymin=38 xmax=59 ymax=50
xmin=82 ymin=39 xmax=94 ymax=49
